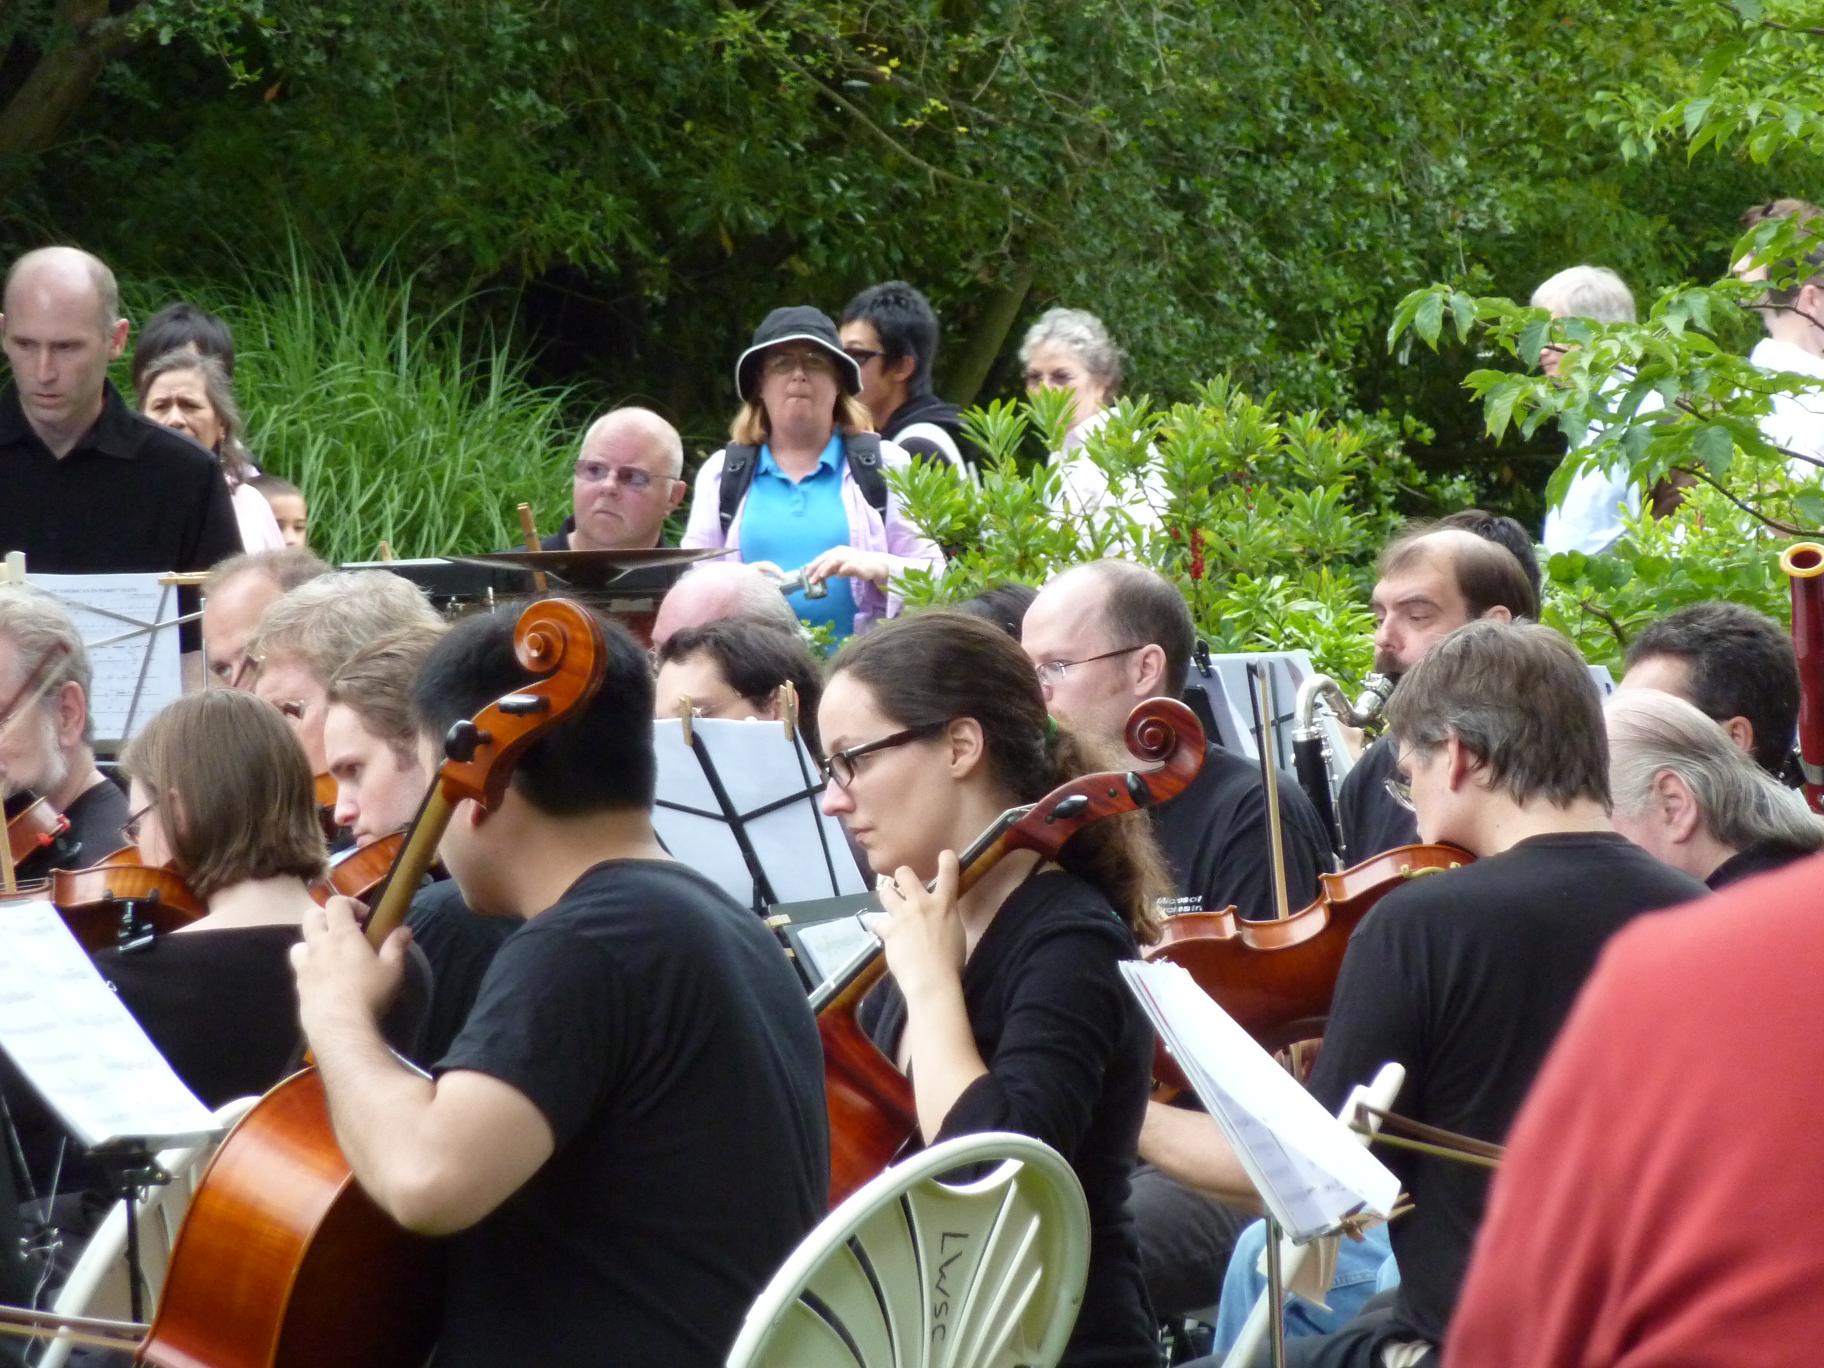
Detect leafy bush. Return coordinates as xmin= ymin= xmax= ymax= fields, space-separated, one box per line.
xmin=894 ymin=381 xmax=1466 ymax=681
xmin=119 ymin=245 xmax=577 ymax=566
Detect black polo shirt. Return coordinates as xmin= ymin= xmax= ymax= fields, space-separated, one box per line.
xmin=0 ymin=380 xmax=242 ymax=575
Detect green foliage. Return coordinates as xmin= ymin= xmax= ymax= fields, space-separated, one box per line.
xmin=1541 ymin=479 xmax=1795 ymax=669
xmin=895 ymin=383 xmax=1464 ymax=681
xmin=118 ymin=246 xmax=576 ymax=566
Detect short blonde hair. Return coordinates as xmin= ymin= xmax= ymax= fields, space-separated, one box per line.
xmin=248 ymin=571 xmax=442 ymax=687
xmin=326 ymin=624 xmax=447 ymax=766
xmin=0 ymin=587 xmax=93 ymax=744
xmin=728 ymin=393 xmax=874 ymax=446
xmin=122 ymin=691 xmax=325 ymax=897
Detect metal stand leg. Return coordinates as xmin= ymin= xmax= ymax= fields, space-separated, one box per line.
xmin=1264 ymin=1215 xmax=1287 ymax=1368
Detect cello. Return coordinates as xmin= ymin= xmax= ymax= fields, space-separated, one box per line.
xmin=815 ymin=696 xmax=1207 ymax=1206
xmin=129 ymin=597 xmax=605 ymax=1368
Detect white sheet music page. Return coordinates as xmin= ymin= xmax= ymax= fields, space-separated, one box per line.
xmin=29 ymin=571 xmax=182 ymax=742
xmin=0 ymin=901 xmax=215 ymax=1150
xmin=1121 ymin=959 xmax=1400 ymax=1242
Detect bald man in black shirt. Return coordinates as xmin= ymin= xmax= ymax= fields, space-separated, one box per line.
xmin=0 ymin=247 xmax=240 ymax=592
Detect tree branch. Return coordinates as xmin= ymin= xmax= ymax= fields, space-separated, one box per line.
xmin=1671 ymin=462 xmax=1817 ymax=536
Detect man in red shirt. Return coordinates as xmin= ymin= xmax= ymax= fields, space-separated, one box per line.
xmin=1447 ymin=853 xmax=1824 ymax=1366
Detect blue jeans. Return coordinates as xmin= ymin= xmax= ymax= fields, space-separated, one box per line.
xmin=1208 ymin=1219 xmax=1396 ymax=1356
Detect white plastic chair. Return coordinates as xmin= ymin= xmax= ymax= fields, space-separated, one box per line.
xmin=1222 ymin=1062 xmax=1406 ymax=1368
xmin=726 ymin=1131 xmax=1091 ymax=1368
xmin=35 ymin=1095 xmax=258 ymax=1368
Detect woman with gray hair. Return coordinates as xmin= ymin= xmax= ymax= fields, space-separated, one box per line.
xmin=1606 ymin=686 xmax=1824 ymax=887
xmin=136 ymin=349 xmax=285 ymax=551
xmin=1019 ymin=306 xmax=1161 ymax=529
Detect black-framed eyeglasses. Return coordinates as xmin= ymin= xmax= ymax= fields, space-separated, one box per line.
xmin=122 ymin=801 xmax=156 ymax=845
xmin=843 ymin=346 xmax=885 ymax=367
xmin=819 ymin=721 xmax=946 ymax=789
xmin=1033 ymin=644 xmax=1145 ymax=686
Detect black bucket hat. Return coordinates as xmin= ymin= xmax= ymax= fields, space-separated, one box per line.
xmin=735 ymin=306 xmax=863 ymax=402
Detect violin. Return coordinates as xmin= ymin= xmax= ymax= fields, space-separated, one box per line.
xmin=308 ymin=831 xmax=407 ymax=909
xmin=1144 ymin=842 xmax=1472 ymax=1088
xmin=815 ymin=696 xmax=1208 ymax=1207
xmin=49 ymin=846 xmax=208 ymax=951
xmin=137 ymin=597 xmax=605 ymax=1368
xmin=5 ymin=794 xmax=69 ymax=872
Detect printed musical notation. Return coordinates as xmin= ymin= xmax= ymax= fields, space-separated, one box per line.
xmin=27 ymin=572 xmax=183 ymax=743
xmin=0 ymin=901 xmax=214 ymax=1151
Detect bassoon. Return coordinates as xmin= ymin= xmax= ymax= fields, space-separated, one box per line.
xmin=1780 ymin=542 xmax=1824 ymax=813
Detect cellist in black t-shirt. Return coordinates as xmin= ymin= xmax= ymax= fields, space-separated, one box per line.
xmin=821 ymin=611 xmax=1167 ymax=1368
xmin=1155 ymin=621 xmax=1708 ymax=1368
xmin=291 ymin=609 xmax=828 ymax=1368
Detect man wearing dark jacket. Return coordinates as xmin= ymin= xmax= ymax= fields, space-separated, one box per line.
xmin=839 ymin=280 xmax=975 ymax=473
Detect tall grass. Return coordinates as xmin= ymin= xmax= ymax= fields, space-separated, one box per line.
xmin=121 ymin=244 xmax=577 ymax=566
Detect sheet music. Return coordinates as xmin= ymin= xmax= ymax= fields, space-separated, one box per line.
xmin=652 ymin=717 xmax=867 ymax=907
xmin=28 ymin=572 xmax=182 ymax=742
xmin=0 ymin=901 xmax=216 ymax=1150
xmin=1121 ymin=959 xmax=1400 ymax=1242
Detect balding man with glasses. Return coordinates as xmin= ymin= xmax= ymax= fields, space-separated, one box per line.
xmin=543 ymin=407 xmax=687 ymax=563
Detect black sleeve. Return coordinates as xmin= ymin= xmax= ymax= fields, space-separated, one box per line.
xmin=184 ymin=468 xmax=245 ymax=571
xmin=436 ymin=924 xmax=623 ymax=1146
xmin=1303 ymin=895 xmax=1428 ymax=1116
xmin=1201 ymin=770 xmax=1327 ymax=922
xmin=1338 ymin=738 xmax=1418 ymax=863
xmin=936 ymin=929 xmax=1132 ymax=1157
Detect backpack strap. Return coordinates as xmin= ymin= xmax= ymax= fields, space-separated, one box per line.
xmin=844 ymin=432 xmax=889 ymax=518
xmin=718 ymin=444 xmax=760 ymax=537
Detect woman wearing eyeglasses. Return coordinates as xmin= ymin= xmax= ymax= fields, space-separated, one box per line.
xmin=680 ymin=306 xmax=943 ymax=643
xmin=100 ymin=690 xmax=426 ymax=1105
xmin=818 ymin=610 xmax=1169 ymax=1367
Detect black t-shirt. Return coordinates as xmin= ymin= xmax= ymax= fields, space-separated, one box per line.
xmin=1336 ymin=733 xmax=1418 ymax=863
xmin=405 ymin=877 xmax=515 ymax=1062
xmin=1150 ymin=742 xmax=1332 ymax=921
xmin=1306 ymin=832 xmax=1709 ymax=1344
xmin=861 ymin=870 xmax=1156 ymax=1368
xmin=432 ymin=859 xmax=827 ymax=1367
xmin=0 ymin=382 xmax=241 ymax=648
xmin=12 ymin=778 xmax=129 ymax=882
xmin=1707 ymin=839 xmax=1815 ymax=889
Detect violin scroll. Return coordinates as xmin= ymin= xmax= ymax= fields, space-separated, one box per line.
xmin=1120 ymin=697 xmax=1205 ymax=806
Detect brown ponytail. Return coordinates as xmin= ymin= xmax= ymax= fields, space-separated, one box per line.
xmin=829 ymin=611 xmax=1172 ymax=943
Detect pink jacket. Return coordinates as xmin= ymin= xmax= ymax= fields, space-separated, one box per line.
xmin=680 ymin=437 xmax=945 ymax=634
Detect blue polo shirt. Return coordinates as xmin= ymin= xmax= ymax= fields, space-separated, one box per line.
xmin=737 ymin=434 xmax=858 ymax=638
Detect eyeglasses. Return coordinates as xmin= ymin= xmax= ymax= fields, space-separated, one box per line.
xmin=763 ymin=350 xmax=838 ymax=378
xmin=819 ymin=721 xmax=946 ymax=789
xmin=1383 ymin=775 xmax=1414 ymax=812
xmin=1033 ymin=644 xmax=1144 ymax=686
xmin=574 ymin=461 xmax=664 ymax=491
xmin=843 ymin=347 xmax=885 ymax=367
xmin=121 ymin=801 xmax=156 ymax=845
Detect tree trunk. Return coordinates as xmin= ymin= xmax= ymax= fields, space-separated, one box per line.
xmin=0 ymin=0 xmax=137 ymax=197
xmin=942 ymin=262 xmax=1034 ymax=409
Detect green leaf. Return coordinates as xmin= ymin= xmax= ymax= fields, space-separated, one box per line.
xmin=1447 ymin=291 xmax=1477 ymax=344
xmin=1690 ymin=422 xmax=1736 ymax=478
xmin=1412 ymin=291 xmax=1446 ymax=348
xmin=1794 ymin=491 xmax=1824 ymax=526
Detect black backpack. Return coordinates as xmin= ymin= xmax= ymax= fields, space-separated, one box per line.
xmin=717 ymin=432 xmax=889 ymax=536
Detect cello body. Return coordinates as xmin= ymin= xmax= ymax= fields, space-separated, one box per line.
xmin=139 ymin=1070 xmax=441 ymax=1368
xmin=1145 ymin=843 xmax=1470 ymax=1079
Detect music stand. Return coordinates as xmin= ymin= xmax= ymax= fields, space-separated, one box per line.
xmin=650 ymin=713 xmax=865 ymax=920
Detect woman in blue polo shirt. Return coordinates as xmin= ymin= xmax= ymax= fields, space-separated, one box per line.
xmin=681 ymin=306 xmax=943 ymax=640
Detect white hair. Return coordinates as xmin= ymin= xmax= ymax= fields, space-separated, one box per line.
xmin=1607 ymin=688 xmax=1824 ymax=853
xmin=1530 ymin=265 xmax=1636 ymax=324
xmin=1018 ymin=307 xmax=1124 ymax=391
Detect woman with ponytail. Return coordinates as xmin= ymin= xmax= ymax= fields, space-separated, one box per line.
xmin=818 ymin=610 xmax=1169 ymax=1367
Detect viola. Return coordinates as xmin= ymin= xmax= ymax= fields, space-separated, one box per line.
xmin=308 ymin=831 xmax=407 ymax=910
xmin=139 ymin=597 xmax=605 ymax=1368
xmin=1144 ymin=842 xmax=1472 ymax=1089
xmin=815 ymin=696 xmax=1207 ymax=1207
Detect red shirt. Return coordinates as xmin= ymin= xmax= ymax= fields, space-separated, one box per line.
xmin=1447 ymin=854 xmax=1824 ymax=1366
